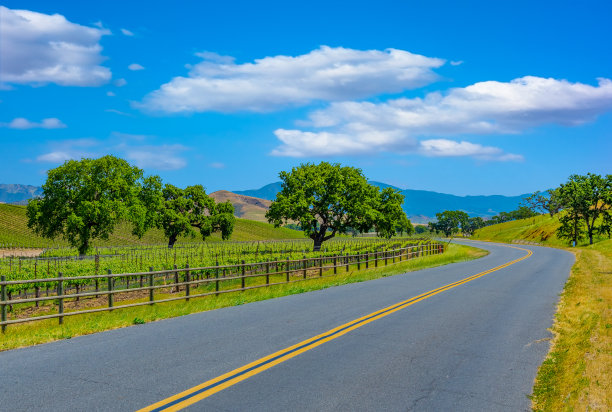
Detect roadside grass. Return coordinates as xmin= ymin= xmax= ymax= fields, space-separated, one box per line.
xmin=0 ymin=243 xmax=486 ymax=351
xmin=473 ymin=217 xmax=612 ymax=410
xmin=530 ymin=238 xmax=612 ymax=411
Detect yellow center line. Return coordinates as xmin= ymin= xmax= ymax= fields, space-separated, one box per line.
xmin=137 ymin=244 xmax=532 ymax=412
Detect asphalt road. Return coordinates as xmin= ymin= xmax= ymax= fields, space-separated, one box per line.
xmin=0 ymin=240 xmax=574 ymax=411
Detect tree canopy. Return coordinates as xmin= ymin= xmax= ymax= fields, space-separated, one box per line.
xmin=26 ymin=155 xmax=147 ymax=255
xmin=155 ymin=184 xmax=235 ymax=248
xmin=522 ymin=189 xmax=562 ymax=217
xmin=556 ymin=173 xmax=612 ymax=245
xmin=266 ymin=162 xmax=410 ymax=250
xmin=429 ymin=210 xmax=469 ymax=238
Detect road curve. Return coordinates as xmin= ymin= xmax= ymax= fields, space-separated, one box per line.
xmin=0 ymin=240 xmax=573 ymax=411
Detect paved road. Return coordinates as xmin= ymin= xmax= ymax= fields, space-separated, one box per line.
xmin=0 ymin=240 xmax=573 ymax=411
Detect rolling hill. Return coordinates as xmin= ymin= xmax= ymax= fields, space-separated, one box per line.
xmin=210 ymin=190 xmax=271 ymax=223
xmin=0 ymin=203 xmax=304 ymax=249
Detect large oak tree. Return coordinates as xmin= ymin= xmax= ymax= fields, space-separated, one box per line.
xmin=26 ymin=155 xmax=149 ymax=256
xmin=266 ymin=162 xmax=410 ymax=250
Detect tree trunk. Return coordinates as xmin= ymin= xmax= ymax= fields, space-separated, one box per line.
xmin=313 ymin=237 xmax=323 ymax=252
xmin=168 ymin=233 xmax=178 ymax=248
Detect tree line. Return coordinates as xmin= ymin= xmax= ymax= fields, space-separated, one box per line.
xmin=27 ymin=156 xmax=236 ymax=255
xmin=427 ymin=173 xmax=612 ymax=245
xmin=27 ymin=158 xmax=413 ymax=255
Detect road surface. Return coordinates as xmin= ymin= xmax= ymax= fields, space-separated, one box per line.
xmin=0 ymin=240 xmax=573 ymax=411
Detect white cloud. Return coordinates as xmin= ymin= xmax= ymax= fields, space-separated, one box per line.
xmin=419 ymin=139 xmax=523 ymax=161
xmin=114 ymin=78 xmax=127 ymax=87
xmin=105 ymin=109 xmax=133 ymax=116
xmin=120 ymin=28 xmax=134 ymax=36
xmin=125 ymin=145 xmax=187 ymax=170
xmin=138 ymin=46 xmax=445 ymax=113
xmin=0 ymin=6 xmax=111 ymax=86
xmin=3 ymin=117 xmax=66 ymax=129
xmin=272 ymin=76 xmax=612 ymax=159
xmin=450 ymin=60 xmax=464 ymax=66
xmin=128 ymin=63 xmax=144 ymax=71
xmin=36 ymin=151 xmax=74 ymax=163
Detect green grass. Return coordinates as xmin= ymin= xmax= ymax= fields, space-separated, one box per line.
xmin=0 ymin=203 xmax=305 ymax=249
xmin=0 ymin=243 xmax=486 ymax=351
xmin=472 ymin=215 xmax=612 ymax=410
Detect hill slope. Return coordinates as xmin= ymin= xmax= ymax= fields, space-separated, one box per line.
xmin=210 ymin=190 xmax=271 ymax=223
xmin=0 ymin=204 xmax=304 ymax=248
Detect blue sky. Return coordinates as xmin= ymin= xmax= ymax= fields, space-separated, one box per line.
xmin=1 ymin=0 xmax=611 ymax=195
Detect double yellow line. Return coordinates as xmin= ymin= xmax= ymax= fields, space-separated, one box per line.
xmin=138 ymin=244 xmax=532 ymax=412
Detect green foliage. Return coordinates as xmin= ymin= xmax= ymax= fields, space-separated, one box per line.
xmin=429 ymin=210 xmax=469 ymax=237
xmin=462 ymin=216 xmax=485 ymax=236
xmin=156 ymin=184 xmax=236 ymax=247
xmin=266 ymin=162 xmax=409 ymax=250
xmin=522 ymin=189 xmax=562 ymax=217
xmin=26 ymin=156 xmax=147 ymax=255
xmin=556 ymin=173 xmax=612 ymax=245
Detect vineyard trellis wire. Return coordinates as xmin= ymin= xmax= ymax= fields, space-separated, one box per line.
xmin=1 ymin=239 xmax=445 ymax=332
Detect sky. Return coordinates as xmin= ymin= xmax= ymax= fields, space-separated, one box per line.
xmin=1 ymin=0 xmax=611 ymax=196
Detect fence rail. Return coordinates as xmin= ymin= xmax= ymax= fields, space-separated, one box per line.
xmin=1 ymin=242 xmax=445 ymax=332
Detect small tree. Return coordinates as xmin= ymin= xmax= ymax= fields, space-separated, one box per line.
xmin=556 ymin=173 xmax=612 ymax=245
xmin=431 ymin=210 xmax=469 ymax=238
xmin=522 ymin=189 xmax=562 ymax=217
xmin=26 ymin=156 xmax=148 ymax=256
xmin=266 ymin=162 xmax=408 ymax=250
xmin=462 ymin=216 xmax=485 ymax=236
xmin=157 ymin=184 xmax=235 ymax=248
xmin=375 ymin=187 xmax=413 ymax=239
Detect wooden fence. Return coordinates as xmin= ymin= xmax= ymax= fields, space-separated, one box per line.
xmin=0 ymin=242 xmax=445 ymax=332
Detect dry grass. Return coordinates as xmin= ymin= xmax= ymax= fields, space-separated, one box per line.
xmin=531 ymin=239 xmax=612 ymax=411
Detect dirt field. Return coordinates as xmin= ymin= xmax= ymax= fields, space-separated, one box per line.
xmin=0 ymin=248 xmax=44 ymax=258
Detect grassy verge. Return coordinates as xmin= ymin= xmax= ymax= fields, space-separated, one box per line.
xmin=530 ymin=239 xmax=612 ymax=411
xmin=0 ymin=243 xmax=486 ymax=351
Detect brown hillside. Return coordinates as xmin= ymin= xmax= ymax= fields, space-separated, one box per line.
xmin=210 ymin=190 xmax=271 ymax=223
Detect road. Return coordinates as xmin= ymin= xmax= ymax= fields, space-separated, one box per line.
xmin=0 ymin=240 xmax=573 ymax=411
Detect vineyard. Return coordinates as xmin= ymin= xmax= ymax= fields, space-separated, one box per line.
xmin=0 ymin=237 xmax=443 ymax=330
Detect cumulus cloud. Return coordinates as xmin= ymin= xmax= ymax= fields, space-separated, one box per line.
xmin=0 ymin=6 xmax=111 ymax=86
xmin=120 ymin=28 xmax=134 ymax=36
xmin=36 ymin=151 xmax=73 ymax=163
xmin=272 ymin=76 xmax=612 ymax=159
xmin=138 ymin=46 xmax=445 ymax=113
xmin=2 ymin=117 xmax=66 ymax=129
xmin=114 ymin=78 xmax=127 ymax=87
xmin=128 ymin=63 xmax=144 ymax=71
xmin=419 ymin=139 xmax=523 ymax=161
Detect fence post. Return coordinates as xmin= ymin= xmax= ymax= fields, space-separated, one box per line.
xmin=399 ymin=248 xmax=402 ymax=262
xmin=357 ymin=254 xmax=361 ymax=270
xmin=215 ymin=259 xmax=220 ymax=295
xmin=286 ymin=257 xmax=290 ymax=282
xmin=303 ymin=256 xmax=307 ymax=279
xmin=266 ymin=260 xmax=270 ymax=285
xmin=107 ymin=269 xmax=114 ymax=310
xmin=334 ymin=255 xmax=337 ymax=274
xmin=1 ymin=275 xmax=6 ymax=333
xmin=149 ymin=267 xmax=154 ymax=303
xmin=392 ymin=250 xmax=396 ymax=264
xmin=58 ymin=272 xmax=64 ymax=325
xmin=185 ymin=264 xmax=190 ymax=302
xmin=346 ymin=253 xmax=349 ymax=272
xmin=319 ymin=257 xmax=323 ymax=277
xmin=241 ymin=260 xmax=246 ymax=290
xmin=375 ymin=251 xmax=378 ymax=267
xmin=174 ymin=264 xmax=179 ymax=293
xmin=365 ymin=252 xmax=369 ymax=269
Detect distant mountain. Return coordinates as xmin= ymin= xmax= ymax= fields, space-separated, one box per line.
xmin=233 ymin=181 xmax=529 ymax=223
xmin=0 ymin=184 xmax=42 ymax=204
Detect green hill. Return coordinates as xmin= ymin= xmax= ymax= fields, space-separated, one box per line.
xmin=0 ymin=203 xmax=305 ymax=249
xmin=472 ymin=212 xmax=609 ymax=247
